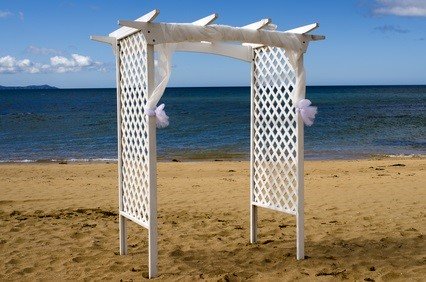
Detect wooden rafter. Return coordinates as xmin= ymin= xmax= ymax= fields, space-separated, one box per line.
xmin=242 ymin=18 xmax=271 ymax=30
xmin=285 ymin=23 xmax=319 ymax=34
xmin=192 ymin=13 xmax=218 ymax=26
xmin=109 ymin=9 xmax=160 ymax=39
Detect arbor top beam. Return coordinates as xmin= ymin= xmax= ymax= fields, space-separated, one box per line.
xmin=92 ymin=9 xmax=324 ymax=51
xmin=118 ymin=21 xmax=322 ymax=51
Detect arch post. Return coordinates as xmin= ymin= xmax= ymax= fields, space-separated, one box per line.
xmin=146 ymin=44 xmax=158 ymax=278
xmin=296 ymin=55 xmax=306 ymax=260
xmin=296 ymin=111 xmax=305 ymax=259
xmin=116 ymin=40 xmax=128 ymax=256
xmin=249 ymin=48 xmax=258 ymax=243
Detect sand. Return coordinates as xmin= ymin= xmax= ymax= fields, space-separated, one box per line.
xmin=0 ymin=158 xmax=425 ymax=281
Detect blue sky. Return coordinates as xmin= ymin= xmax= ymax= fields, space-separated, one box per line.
xmin=0 ymin=0 xmax=425 ymax=88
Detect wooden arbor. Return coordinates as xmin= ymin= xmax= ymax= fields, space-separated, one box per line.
xmin=91 ymin=9 xmax=324 ymax=278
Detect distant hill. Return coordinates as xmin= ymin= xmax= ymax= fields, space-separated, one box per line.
xmin=0 ymin=84 xmax=58 ymax=90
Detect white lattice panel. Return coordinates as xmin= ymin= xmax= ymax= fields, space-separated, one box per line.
xmin=252 ymin=46 xmax=299 ymax=215
xmin=119 ymin=31 xmax=151 ymax=227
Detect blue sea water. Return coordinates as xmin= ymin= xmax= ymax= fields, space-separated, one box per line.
xmin=0 ymin=86 xmax=424 ymax=162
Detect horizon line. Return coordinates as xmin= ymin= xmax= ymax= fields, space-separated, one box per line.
xmin=46 ymin=83 xmax=426 ymax=90
xmin=1 ymin=83 xmax=426 ymax=90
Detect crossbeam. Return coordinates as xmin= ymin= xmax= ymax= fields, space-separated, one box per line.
xmin=285 ymin=23 xmax=319 ymax=34
xmin=90 ymin=35 xmax=116 ymax=45
xmin=90 ymin=35 xmax=117 ymax=54
xmin=170 ymin=42 xmax=251 ymax=62
xmin=110 ymin=9 xmax=160 ymax=39
xmin=242 ymin=18 xmax=271 ymax=30
xmin=192 ymin=13 xmax=218 ymax=26
xmin=118 ymin=21 xmax=316 ymax=51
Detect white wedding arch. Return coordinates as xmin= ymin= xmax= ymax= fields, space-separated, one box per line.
xmin=92 ymin=9 xmax=324 ymax=278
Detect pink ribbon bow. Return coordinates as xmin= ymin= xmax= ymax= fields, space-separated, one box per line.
xmin=296 ymin=99 xmax=317 ymax=126
xmin=144 ymin=103 xmax=169 ymax=129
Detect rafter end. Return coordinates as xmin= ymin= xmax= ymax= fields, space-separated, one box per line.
xmin=310 ymin=34 xmax=325 ymax=41
xmin=90 ymin=35 xmax=116 ymax=45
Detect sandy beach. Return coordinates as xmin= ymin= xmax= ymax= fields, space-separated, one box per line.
xmin=0 ymin=158 xmax=424 ymax=280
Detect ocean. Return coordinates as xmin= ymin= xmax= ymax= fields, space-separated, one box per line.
xmin=0 ymin=86 xmax=424 ymax=162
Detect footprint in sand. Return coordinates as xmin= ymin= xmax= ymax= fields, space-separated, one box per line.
xmin=6 ymin=258 xmax=19 ymax=265
xmin=170 ymin=248 xmax=184 ymax=257
xmin=70 ymin=232 xmax=85 ymax=239
xmin=18 ymin=267 xmax=34 ymax=274
xmin=71 ymin=256 xmax=85 ymax=263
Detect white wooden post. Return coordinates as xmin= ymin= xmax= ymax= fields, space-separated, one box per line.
xmin=116 ymin=41 xmax=128 ymax=255
xmin=296 ymin=55 xmax=305 ymax=260
xmin=146 ymin=44 xmax=158 ymax=278
xmin=296 ymin=114 xmax=305 ymax=259
xmin=249 ymin=49 xmax=257 ymax=244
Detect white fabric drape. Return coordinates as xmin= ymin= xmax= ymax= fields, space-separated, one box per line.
xmin=146 ymin=43 xmax=175 ymax=110
xmin=152 ymin=23 xmax=306 ymax=53
xmin=287 ymin=50 xmax=317 ymax=126
xmin=144 ymin=43 xmax=175 ymax=128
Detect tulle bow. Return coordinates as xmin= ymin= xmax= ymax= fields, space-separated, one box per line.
xmin=296 ymin=99 xmax=317 ymax=126
xmin=144 ymin=103 xmax=169 ymax=129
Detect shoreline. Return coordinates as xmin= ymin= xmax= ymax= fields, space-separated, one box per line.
xmin=0 ymin=153 xmax=424 ymax=164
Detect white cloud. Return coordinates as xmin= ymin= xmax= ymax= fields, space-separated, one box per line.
xmin=26 ymin=45 xmax=62 ymax=55
xmin=0 ymin=10 xmax=13 ymax=18
xmin=0 ymin=56 xmax=41 ymax=74
xmin=374 ymin=0 xmax=426 ymax=17
xmin=50 ymin=54 xmax=99 ymax=73
xmin=18 ymin=11 xmax=24 ymax=21
xmin=0 ymin=54 xmax=106 ymax=74
xmin=72 ymin=54 xmax=91 ymax=66
xmin=50 ymin=56 xmax=73 ymax=66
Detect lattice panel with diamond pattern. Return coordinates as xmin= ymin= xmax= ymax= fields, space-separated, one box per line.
xmin=119 ymin=31 xmax=151 ymax=227
xmin=252 ymin=46 xmax=299 ymax=215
